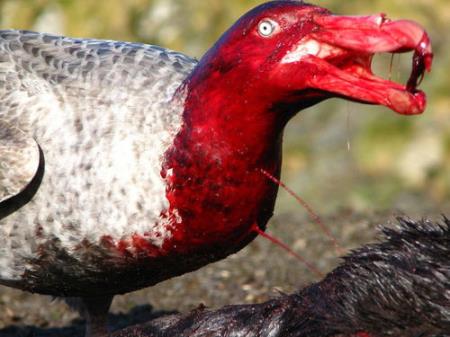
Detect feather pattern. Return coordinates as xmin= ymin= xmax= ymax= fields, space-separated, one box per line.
xmin=0 ymin=30 xmax=197 ymax=281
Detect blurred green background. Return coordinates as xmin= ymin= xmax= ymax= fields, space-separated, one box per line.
xmin=1 ymin=0 xmax=449 ymax=215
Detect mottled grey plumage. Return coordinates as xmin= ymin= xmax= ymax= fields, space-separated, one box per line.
xmin=0 ymin=30 xmax=197 ymax=285
xmin=0 ymin=123 xmax=40 ymax=203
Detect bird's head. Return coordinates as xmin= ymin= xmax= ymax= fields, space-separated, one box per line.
xmin=188 ymin=0 xmax=432 ymax=121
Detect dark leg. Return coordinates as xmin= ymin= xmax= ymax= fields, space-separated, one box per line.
xmin=82 ymin=295 xmax=114 ymax=337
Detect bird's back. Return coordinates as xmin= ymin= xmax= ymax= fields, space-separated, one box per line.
xmin=0 ymin=30 xmax=197 ymax=288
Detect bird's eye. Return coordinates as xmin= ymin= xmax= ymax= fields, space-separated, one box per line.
xmin=258 ymin=19 xmax=277 ymax=37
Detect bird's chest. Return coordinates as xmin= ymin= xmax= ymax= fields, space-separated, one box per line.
xmin=160 ymin=130 xmax=282 ymax=255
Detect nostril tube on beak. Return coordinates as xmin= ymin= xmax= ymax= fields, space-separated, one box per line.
xmin=375 ymin=14 xmax=391 ymax=27
xmin=314 ymin=13 xmax=391 ymax=30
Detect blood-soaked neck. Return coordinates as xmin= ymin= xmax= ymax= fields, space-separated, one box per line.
xmin=161 ymin=74 xmax=285 ymax=253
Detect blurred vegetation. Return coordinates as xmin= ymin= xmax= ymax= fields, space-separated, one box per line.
xmin=0 ymin=0 xmax=449 ymax=215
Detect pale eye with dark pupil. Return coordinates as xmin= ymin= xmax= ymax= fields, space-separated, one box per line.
xmin=258 ymin=20 xmax=276 ymax=37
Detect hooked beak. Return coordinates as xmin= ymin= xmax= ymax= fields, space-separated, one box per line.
xmin=282 ymin=13 xmax=433 ymax=115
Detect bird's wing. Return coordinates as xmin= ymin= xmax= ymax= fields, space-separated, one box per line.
xmin=0 ymin=30 xmax=197 ymax=112
xmin=0 ymin=122 xmax=40 ymax=204
xmin=0 ymin=30 xmax=197 ymax=210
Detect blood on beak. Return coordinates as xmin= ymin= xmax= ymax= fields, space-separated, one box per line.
xmin=281 ymin=13 xmax=433 ymax=115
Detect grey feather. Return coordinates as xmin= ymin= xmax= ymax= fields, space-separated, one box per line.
xmin=0 ymin=30 xmax=197 ymax=283
xmin=0 ymin=122 xmax=40 ymax=203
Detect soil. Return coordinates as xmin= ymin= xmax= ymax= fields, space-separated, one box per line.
xmin=0 ymin=209 xmax=447 ymax=337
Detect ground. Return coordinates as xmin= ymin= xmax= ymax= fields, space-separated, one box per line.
xmin=0 ymin=208 xmax=447 ymax=337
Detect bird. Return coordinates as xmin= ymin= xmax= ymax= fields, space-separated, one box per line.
xmin=0 ymin=1 xmax=433 ymax=336
xmin=112 ymin=217 xmax=450 ymax=337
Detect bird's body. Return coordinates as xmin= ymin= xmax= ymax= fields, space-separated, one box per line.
xmin=0 ymin=1 xmax=433 ymax=335
xmin=0 ymin=32 xmax=194 ymax=293
xmin=0 ymin=31 xmax=281 ymax=296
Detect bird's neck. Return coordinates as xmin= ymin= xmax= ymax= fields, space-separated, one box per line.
xmin=161 ymin=69 xmax=285 ymax=253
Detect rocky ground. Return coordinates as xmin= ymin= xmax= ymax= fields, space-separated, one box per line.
xmin=0 ymin=208 xmax=448 ymax=337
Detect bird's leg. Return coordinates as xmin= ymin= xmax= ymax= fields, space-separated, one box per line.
xmin=82 ymin=295 xmax=114 ymax=337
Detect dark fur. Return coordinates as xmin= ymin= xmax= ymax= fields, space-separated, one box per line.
xmin=113 ymin=217 xmax=450 ymax=337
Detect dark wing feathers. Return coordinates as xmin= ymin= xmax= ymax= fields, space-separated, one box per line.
xmin=0 ymin=122 xmax=40 ymax=204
